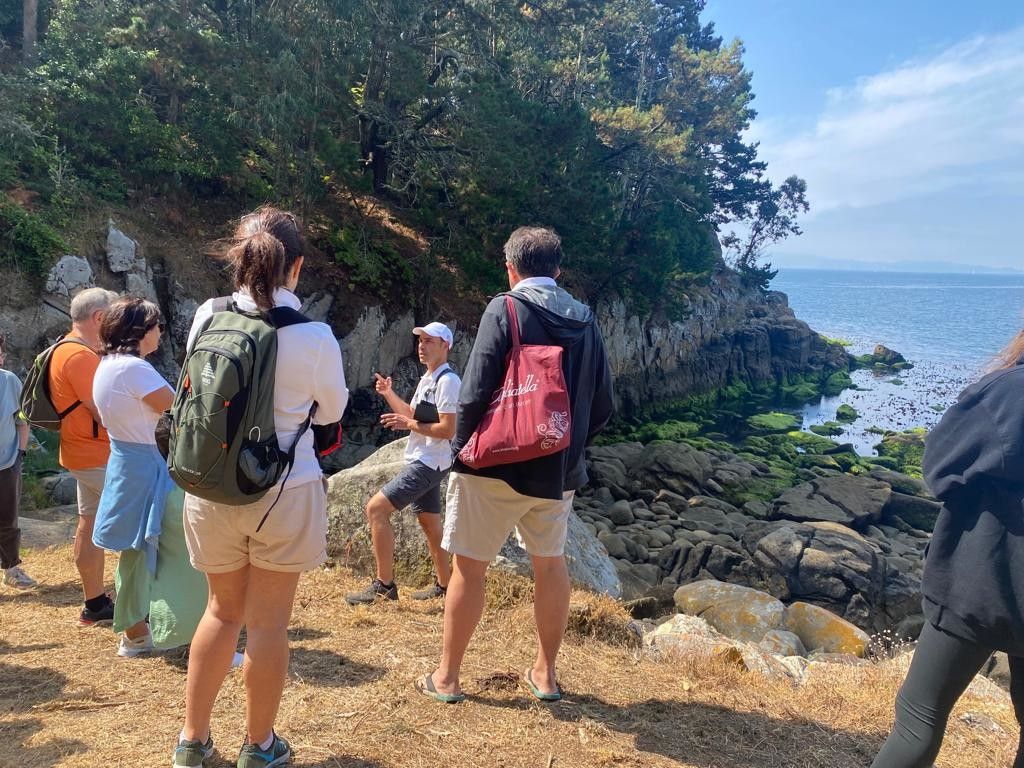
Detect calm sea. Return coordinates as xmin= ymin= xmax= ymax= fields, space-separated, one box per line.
xmin=770 ymin=269 xmax=1024 ymax=453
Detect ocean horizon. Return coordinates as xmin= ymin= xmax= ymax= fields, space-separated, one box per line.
xmin=771 ymin=267 xmax=1024 ymax=453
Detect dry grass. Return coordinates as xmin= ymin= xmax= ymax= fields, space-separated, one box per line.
xmin=1 ymin=546 xmax=1019 ymax=768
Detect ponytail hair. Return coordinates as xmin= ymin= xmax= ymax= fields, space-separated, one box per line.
xmin=991 ymin=329 xmax=1024 ymax=372
xmin=218 ymin=206 xmax=304 ymax=311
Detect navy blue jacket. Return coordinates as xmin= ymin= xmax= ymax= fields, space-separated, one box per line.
xmin=921 ymin=357 xmax=1024 ymax=653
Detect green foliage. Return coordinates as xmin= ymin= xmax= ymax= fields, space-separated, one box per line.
xmin=0 ymin=197 xmax=64 ymax=282
xmin=822 ymin=371 xmax=853 ymax=397
xmin=836 ymin=404 xmax=859 ymax=422
xmin=0 ymin=0 xmax=809 ymax=309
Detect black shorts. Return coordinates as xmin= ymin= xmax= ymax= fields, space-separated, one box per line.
xmin=381 ymin=461 xmax=447 ymax=514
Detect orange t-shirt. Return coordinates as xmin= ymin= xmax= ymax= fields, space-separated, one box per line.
xmin=49 ymin=333 xmax=110 ymax=470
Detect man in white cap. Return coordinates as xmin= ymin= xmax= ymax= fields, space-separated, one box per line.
xmin=346 ymin=322 xmax=462 ymax=604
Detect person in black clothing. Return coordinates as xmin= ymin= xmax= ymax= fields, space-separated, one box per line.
xmin=417 ymin=226 xmax=614 ymax=703
xmin=872 ymin=329 xmax=1024 ymax=767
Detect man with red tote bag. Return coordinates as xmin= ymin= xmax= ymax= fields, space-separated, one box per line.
xmin=417 ymin=226 xmax=614 ymax=704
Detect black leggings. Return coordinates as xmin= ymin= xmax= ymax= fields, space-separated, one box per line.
xmin=872 ymin=621 xmax=1024 ymax=767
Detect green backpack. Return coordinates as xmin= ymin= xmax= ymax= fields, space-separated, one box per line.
xmin=19 ymin=336 xmax=91 ymax=431
xmin=167 ymin=299 xmax=313 ymax=511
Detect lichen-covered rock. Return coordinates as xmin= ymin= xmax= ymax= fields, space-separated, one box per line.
xmin=784 ymin=601 xmax=870 ymax=656
xmin=106 ymin=222 xmax=139 ymax=272
xmin=759 ymin=629 xmax=807 ymax=658
xmin=45 ymin=255 xmax=93 ymax=297
xmin=673 ymin=579 xmax=785 ymax=643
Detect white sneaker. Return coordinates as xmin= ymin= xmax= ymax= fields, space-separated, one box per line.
xmin=117 ymin=632 xmax=154 ymax=658
xmin=3 ymin=566 xmax=37 ymax=590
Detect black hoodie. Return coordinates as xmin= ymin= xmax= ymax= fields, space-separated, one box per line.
xmin=920 ymin=357 xmax=1024 ymax=654
xmin=452 ymin=281 xmax=615 ymax=500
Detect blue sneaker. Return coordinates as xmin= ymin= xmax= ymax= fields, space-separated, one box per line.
xmin=237 ymin=733 xmax=291 ymax=768
xmin=172 ymin=734 xmax=214 ymax=767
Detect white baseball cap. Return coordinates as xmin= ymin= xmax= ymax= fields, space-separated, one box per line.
xmin=413 ymin=322 xmax=453 ymax=349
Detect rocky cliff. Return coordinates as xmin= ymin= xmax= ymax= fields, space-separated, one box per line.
xmin=2 ymin=220 xmax=846 ymax=466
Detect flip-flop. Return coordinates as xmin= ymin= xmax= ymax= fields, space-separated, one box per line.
xmin=523 ymin=669 xmax=562 ymax=702
xmin=415 ymin=673 xmax=466 ymax=704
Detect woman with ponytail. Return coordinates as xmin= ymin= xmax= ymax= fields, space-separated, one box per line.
xmin=872 ymin=329 xmax=1024 ymax=767
xmin=173 ymin=208 xmax=348 ymax=768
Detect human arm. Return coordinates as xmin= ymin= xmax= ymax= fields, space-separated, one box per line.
xmin=380 ymin=410 xmax=456 ymax=440
xmin=17 ymin=422 xmax=29 ymax=452
xmin=923 ymin=372 xmax=1021 ymax=503
xmin=587 ymin=330 xmax=615 ymax=442
xmin=452 ymin=297 xmax=511 ymax=455
xmin=142 ymin=386 xmax=174 ymax=414
xmin=122 ymin=359 xmax=175 ymax=415
xmin=310 ymin=330 xmax=349 ymax=424
xmin=374 ymin=373 xmax=413 ymax=418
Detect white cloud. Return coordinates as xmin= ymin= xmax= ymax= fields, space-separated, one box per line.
xmin=752 ymin=26 xmax=1024 ymax=214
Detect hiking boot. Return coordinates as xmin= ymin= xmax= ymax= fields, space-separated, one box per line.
xmin=117 ymin=631 xmax=154 ymax=658
xmin=237 ymin=732 xmax=291 ymax=768
xmin=3 ymin=566 xmax=37 ymax=590
xmin=345 ymin=578 xmax=398 ymax=605
xmin=172 ymin=735 xmax=214 ymax=767
xmin=78 ymin=595 xmax=115 ymax=627
xmin=410 ymin=580 xmax=447 ymax=601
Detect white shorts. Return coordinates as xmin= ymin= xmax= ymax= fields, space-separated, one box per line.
xmin=441 ymin=472 xmax=574 ymax=562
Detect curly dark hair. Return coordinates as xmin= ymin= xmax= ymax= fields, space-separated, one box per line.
xmin=100 ymin=297 xmax=161 ymax=357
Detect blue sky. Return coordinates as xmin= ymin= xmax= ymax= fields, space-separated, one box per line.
xmin=704 ymin=0 xmax=1024 ymax=270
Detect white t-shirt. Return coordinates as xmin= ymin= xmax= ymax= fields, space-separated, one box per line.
xmin=406 ymin=363 xmax=461 ymax=470
xmin=93 ymin=354 xmax=172 ymax=444
xmin=188 ymin=288 xmax=349 ymax=489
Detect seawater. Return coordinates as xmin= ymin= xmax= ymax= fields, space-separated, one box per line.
xmin=771 ymin=269 xmax=1024 ymax=454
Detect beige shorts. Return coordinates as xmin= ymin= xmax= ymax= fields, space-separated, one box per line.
xmin=184 ymin=479 xmax=328 ymax=574
xmin=70 ymin=466 xmax=107 ymax=517
xmin=442 ymin=472 xmax=574 ymax=562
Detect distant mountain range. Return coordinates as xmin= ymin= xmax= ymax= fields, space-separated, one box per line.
xmin=769 ymin=255 xmax=1022 ymax=275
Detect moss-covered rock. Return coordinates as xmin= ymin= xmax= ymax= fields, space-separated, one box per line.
xmin=786 ymin=431 xmax=840 ymax=454
xmin=822 ymin=371 xmax=854 ymax=397
xmin=809 ymin=422 xmax=844 ymax=436
xmin=835 ymin=404 xmax=859 ymax=422
xmin=875 ymin=428 xmax=927 ymax=477
xmin=748 ymin=412 xmax=800 ymax=432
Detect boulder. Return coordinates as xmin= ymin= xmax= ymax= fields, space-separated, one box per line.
xmin=605 ymin=500 xmax=635 ymax=525
xmin=632 ymin=442 xmax=711 ymax=498
xmin=325 ymin=439 xmax=621 ymax=597
xmin=643 ymin=613 xmax=734 ymax=656
xmin=784 ymin=601 xmax=870 ymax=656
xmin=673 ymin=579 xmax=785 ymax=643
xmin=45 ymin=255 xmax=94 ymax=297
xmin=106 ymin=222 xmax=139 ymax=272
xmin=41 ymin=472 xmax=77 ymax=506
xmin=771 ymin=475 xmax=891 ymax=529
xmin=759 ymin=629 xmax=807 ymax=658
xmin=883 ymin=492 xmax=942 ymax=532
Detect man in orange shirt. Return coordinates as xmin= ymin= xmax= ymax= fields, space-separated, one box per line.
xmin=50 ymin=287 xmax=118 ymax=625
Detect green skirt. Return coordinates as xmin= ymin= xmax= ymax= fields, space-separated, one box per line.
xmin=113 ymin=486 xmax=208 ymax=648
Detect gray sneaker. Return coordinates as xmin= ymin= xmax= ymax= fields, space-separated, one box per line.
xmin=172 ymin=735 xmax=214 ymax=767
xmin=237 ymin=733 xmax=291 ymax=768
xmin=345 ymin=578 xmax=398 ymax=605
xmin=3 ymin=566 xmax=37 ymax=590
xmin=410 ymin=580 xmax=447 ymax=601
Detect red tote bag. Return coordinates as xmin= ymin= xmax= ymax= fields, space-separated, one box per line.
xmin=458 ymin=296 xmax=572 ymax=469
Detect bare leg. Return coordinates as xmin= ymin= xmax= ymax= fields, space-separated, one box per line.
xmin=430 ymin=554 xmax=488 ymax=696
xmin=182 ymin=567 xmax=249 ymax=743
xmin=241 ymin=567 xmax=301 ymax=746
xmin=125 ymin=620 xmax=150 ymax=640
xmin=366 ymin=492 xmax=397 ymax=584
xmin=74 ymin=514 xmax=106 ymax=600
xmin=529 ymin=554 xmax=570 ymax=695
xmin=417 ymin=512 xmax=451 ymax=588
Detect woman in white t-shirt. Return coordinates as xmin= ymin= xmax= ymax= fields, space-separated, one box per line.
xmin=92 ymin=297 xmax=206 ymax=659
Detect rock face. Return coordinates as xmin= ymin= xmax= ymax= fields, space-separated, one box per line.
xmin=45 ymin=255 xmax=94 ymax=297
xmin=770 ymin=476 xmax=891 ymax=528
xmin=324 ymin=438 xmax=621 ymax=596
xmin=597 ymin=277 xmax=849 ymax=416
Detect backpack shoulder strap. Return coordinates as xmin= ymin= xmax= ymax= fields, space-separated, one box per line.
xmin=266 ymin=306 xmax=313 ymax=329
